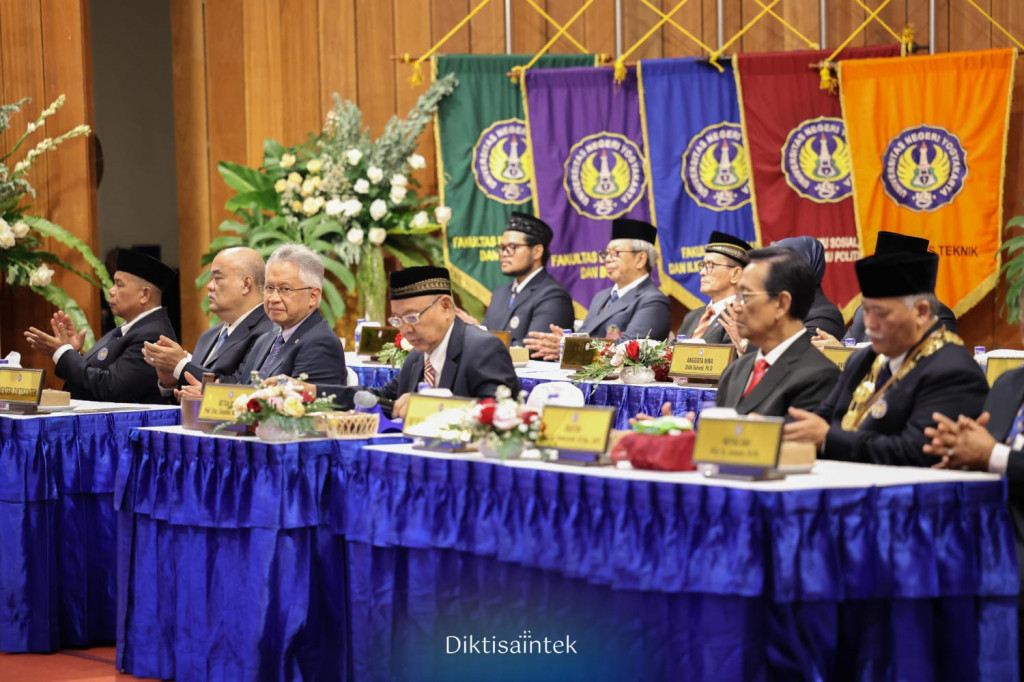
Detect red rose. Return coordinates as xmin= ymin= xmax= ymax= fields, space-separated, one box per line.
xmin=478 ymin=404 xmax=496 ymax=425
xmin=395 ymin=332 xmax=403 ymax=345
xmin=520 ymin=409 xmax=538 ymax=424
xmin=301 ymin=392 xmax=314 ymax=403
xmin=626 ymin=340 xmax=640 ymax=361
xmin=246 ymin=398 xmax=262 ymax=413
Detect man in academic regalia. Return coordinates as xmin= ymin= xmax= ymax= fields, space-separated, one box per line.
xmin=677 ymin=230 xmax=752 ymax=344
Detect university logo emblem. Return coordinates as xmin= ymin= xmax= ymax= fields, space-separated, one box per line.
xmin=563 ymin=132 xmax=646 ymax=219
xmin=472 ymin=119 xmax=533 ymax=204
xmin=881 ymin=124 xmax=968 ymax=212
xmin=781 ymin=117 xmax=852 ymax=203
xmin=682 ymin=122 xmax=751 ymax=211
xmin=98 ymin=348 xmax=109 ymax=361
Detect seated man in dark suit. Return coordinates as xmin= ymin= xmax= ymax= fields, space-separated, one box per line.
xmin=715 ymin=247 xmax=840 ymax=417
xmin=223 ymin=243 xmax=345 ymax=386
xmin=24 ymin=248 xmax=178 ymax=403
xmin=812 ymin=231 xmax=957 ymax=348
xmin=143 ymin=247 xmax=274 ymax=396
xmin=459 ymin=212 xmax=573 ymax=346
xmin=677 ymin=230 xmax=751 ymax=345
xmin=784 ymin=246 xmax=988 ymax=466
xmin=307 ymin=266 xmax=519 ymax=419
xmin=523 ymin=218 xmax=671 ymax=360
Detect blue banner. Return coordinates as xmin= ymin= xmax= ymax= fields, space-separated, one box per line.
xmin=639 ymin=58 xmax=756 ymax=307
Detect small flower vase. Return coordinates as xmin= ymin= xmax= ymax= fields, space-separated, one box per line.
xmin=254 ymin=420 xmax=301 ymax=443
xmin=478 ymin=432 xmax=525 ymax=460
xmin=357 ymin=243 xmax=388 ymax=324
xmin=620 ymin=366 xmax=656 ymax=385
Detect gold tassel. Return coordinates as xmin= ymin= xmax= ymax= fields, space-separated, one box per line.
xmin=613 ymin=57 xmax=627 ymax=83
xmin=901 ymin=24 xmax=915 ymax=51
xmin=819 ymin=64 xmax=836 ymax=94
xmin=410 ymin=62 xmax=424 ymax=86
xmin=509 ymin=65 xmax=523 ymax=85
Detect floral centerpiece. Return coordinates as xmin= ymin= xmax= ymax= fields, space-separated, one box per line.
xmin=377 ymin=332 xmax=413 ymax=368
xmin=202 ymin=74 xmax=463 ymax=326
xmin=574 ymin=337 xmax=673 ymax=385
xmin=222 ymin=373 xmax=337 ymax=441
xmin=457 ymin=386 xmax=541 ymax=459
xmin=1 ymin=95 xmax=111 ymax=348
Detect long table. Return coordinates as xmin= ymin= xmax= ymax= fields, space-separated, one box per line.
xmin=116 ymin=428 xmax=1019 ymax=681
xmin=0 ymin=403 xmax=180 ymax=652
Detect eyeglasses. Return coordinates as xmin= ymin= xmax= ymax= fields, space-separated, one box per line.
xmin=734 ymin=291 xmax=774 ymax=306
xmin=598 ymin=249 xmax=637 ymax=261
xmin=699 ymin=260 xmax=733 ymax=273
xmin=495 ymin=243 xmax=530 ymax=256
xmin=262 ymin=285 xmax=314 ymax=298
xmin=388 ymin=295 xmax=444 ymax=327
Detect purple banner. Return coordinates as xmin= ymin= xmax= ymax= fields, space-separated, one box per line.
xmin=523 ymin=66 xmax=652 ymax=309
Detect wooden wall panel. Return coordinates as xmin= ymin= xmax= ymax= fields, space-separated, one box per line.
xmin=510 ymin=0 xmax=549 ymax=53
xmin=319 ymin=0 xmax=359 ymax=110
xmin=393 ymin=0 xmax=435 ymax=191
xmin=355 ymin=0 xmax=397 ymax=136
xmin=582 ymin=0 xmax=616 ymax=59
xmin=662 ymin=0 xmax=706 ymax=58
xmin=280 ymin=0 xmax=324 ymax=145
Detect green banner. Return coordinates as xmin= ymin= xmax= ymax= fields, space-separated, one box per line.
xmin=434 ymin=53 xmax=595 ymax=304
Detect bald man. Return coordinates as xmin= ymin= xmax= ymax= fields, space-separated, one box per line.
xmin=144 ymin=247 xmax=274 ymax=392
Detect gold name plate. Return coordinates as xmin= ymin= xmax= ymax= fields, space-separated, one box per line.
xmin=668 ymin=343 xmax=735 ymax=381
xmin=357 ymin=326 xmax=399 ymax=355
xmin=692 ymin=416 xmax=784 ymax=469
xmin=198 ymin=384 xmax=253 ymax=423
xmin=821 ymin=346 xmax=856 ymax=371
xmin=560 ymin=336 xmax=604 ymax=371
xmin=535 ymin=405 xmax=615 ymax=455
xmin=403 ymin=395 xmax=473 ymax=434
xmin=987 ymin=356 xmax=1024 ymax=387
xmin=0 ymin=367 xmax=45 ymax=410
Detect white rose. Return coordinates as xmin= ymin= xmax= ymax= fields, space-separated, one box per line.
xmin=300 ymin=179 xmax=316 ymax=197
xmin=325 ymin=198 xmax=344 ymax=216
xmin=434 ymin=206 xmax=452 ymax=224
xmin=342 ymin=199 xmax=363 ymax=217
xmin=306 ymin=159 xmax=322 ymax=174
xmin=410 ymin=211 xmax=429 ymax=229
xmin=389 ymin=185 xmax=407 ymax=204
xmin=29 ymin=264 xmax=54 ymax=287
xmin=368 ymin=227 xmax=387 ymax=246
xmin=390 ymin=173 xmax=408 ymax=188
xmin=367 ymin=166 xmax=384 ymax=184
xmin=408 ymin=153 xmax=426 ymax=170
xmin=12 ymin=221 xmax=29 ymax=238
xmin=282 ymin=395 xmax=305 ymax=417
xmin=274 ymin=179 xmax=288 ymax=193
xmin=369 ymin=199 xmax=388 ymax=221
xmin=0 ymin=230 xmax=15 ymax=249
xmin=302 ymin=197 xmax=321 ymax=215
xmin=492 ymin=403 xmax=520 ymax=431
xmin=399 ymin=336 xmax=413 ymax=351
xmin=353 ymin=178 xmax=370 ymax=194
xmin=345 ymin=149 xmax=363 ymax=165
xmin=287 ymin=171 xmax=303 ymax=186
xmin=347 ymin=227 xmax=365 ymax=245
xmin=280 ymin=153 xmax=296 ymax=169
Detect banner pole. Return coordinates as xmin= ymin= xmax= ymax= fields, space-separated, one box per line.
xmin=717 ymin=0 xmax=724 ymax=49
xmin=929 ymin=0 xmax=935 ymax=54
xmin=505 ymin=0 xmax=512 ymax=54
xmin=615 ymin=0 xmax=623 ymax=58
xmin=819 ymin=0 xmax=827 ymax=48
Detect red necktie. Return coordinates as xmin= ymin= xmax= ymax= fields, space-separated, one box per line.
xmin=691 ymin=305 xmax=715 ymax=339
xmin=743 ymin=358 xmax=770 ymax=398
xmin=423 ymin=357 xmax=436 ymax=388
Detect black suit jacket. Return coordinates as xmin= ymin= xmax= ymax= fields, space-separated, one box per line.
xmin=677 ymin=304 xmax=730 ymax=344
xmin=227 ymin=309 xmax=346 ymax=386
xmin=325 ymin=319 xmax=519 ymax=408
xmin=579 ymin=277 xmax=671 ymax=340
xmin=981 ymin=368 xmax=1024 ymax=607
xmin=56 ymin=307 xmax=177 ymax=404
xmin=716 ymin=332 xmax=840 ymax=417
xmin=814 ymin=324 xmax=987 ymax=466
xmin=178 ymin=306 xmax=274 ymax=386
xmin=846 ymin=301 xmax=958 ymax=341
xmin=481 ymin=269 xmax=574 ymax=345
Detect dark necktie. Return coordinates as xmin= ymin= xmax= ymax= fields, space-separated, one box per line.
xmin=873 ymin=361 xmax=892 ymax=395
xmin=601 ymin=289 xmax=620 ymax=311
xmin=259 ymin=334 xmax=286 ymax=375
xmin=205 ymin=326 xmax=229 ymax=364
xmin=508 ymin=285 xmax=518 ymax=308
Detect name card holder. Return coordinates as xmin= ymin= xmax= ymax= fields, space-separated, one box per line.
xmin=560 ymin=336 xmax=605 ymax=371
xmin=197 ymin=383 xmax=254 ymax=433
xmin=490 ymin=330 xmax=511 ymax=348
xmin=403 ymin=394 xmax=475 ymax=451
xmin=357 ymin=326 xmax=400 ymax=356
xmin=986 ymin=356 xmax=1024 ymax=387
xmin=821 ymin=346 xmax=857 ymax=371
xmin=668 ymin=343 xmax=735 ymax=385
xmin=691 ymin=414 xmax=786 ymax=481
xmin=0 ymin=367 xmax=45 ymax=413
xmin=535 ymin=404 xmax=615 ymax=465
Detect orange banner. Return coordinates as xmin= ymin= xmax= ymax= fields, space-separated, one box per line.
xmin=839 ymin=48 xmax=1016 ymax=314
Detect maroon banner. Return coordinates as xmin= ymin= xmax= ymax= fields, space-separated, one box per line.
xmin=735 ymin=45 xmax=901 ymax=318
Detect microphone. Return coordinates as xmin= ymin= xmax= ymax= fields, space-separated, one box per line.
xmin=353 ymin=389 xmax=394 ymax=414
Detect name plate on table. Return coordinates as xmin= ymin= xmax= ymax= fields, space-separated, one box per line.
xmin=403 ymin=395 xmax=473 ymax=434
xmin=560 ymin=337 xmax=605 ymax=371
xmin=0 ymin=367 xmax=45 ymax=412
xmin=536 ymin=404 xmax=615 ymax=465
xmin=668 ymin=343 xmax=735 ymax=383
xmin=198 ymin=384 xmax=253 ymax=424
xmin=987 ymin=356 xmax=1024 ymax=387
xmin=692 ymin=414 xmax=785 ymax=480
xmin=357 ymin=326 xmax=399 ymax=355
xmin=821 ymin=346 xmax=856 ymax=371
xmin=490 ymin=330 xmax=511 ymax=348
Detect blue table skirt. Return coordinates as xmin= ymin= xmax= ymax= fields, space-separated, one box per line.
xmin=351 ymin=364 xmax=716 ymax=430
xmin=117 ymin=432 xmax=1019 ymax=681
xmin=0 ymin=408 xmax=180 ymax=653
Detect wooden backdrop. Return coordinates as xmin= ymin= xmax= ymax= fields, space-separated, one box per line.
xmin=2 ymin=0 xmax=1023 ymax=371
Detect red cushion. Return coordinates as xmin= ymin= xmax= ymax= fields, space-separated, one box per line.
xmin=610 ymin=432 xmax=696 ymax=471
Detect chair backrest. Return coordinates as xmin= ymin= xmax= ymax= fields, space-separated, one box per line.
xmin=346 ymin=367 xmax=359 ymax=387
xmin=525 ymin=381 xmax=585 ymax=410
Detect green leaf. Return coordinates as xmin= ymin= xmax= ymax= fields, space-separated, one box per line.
xmin=30 ymin=284 xmax=99 ymax=349
xmin=217 ymin=219 xmax=249 ymax=235
xmin=225 ymin=190 xmax=278 ymax=212
xmin=320 ymin=279 xmax=346 ymax=325
xmin=263 ymin=138 xmax=287 ymax=162
xmin=218 ymin=161 xmax=273 ymax=193
xmin=322 ymin=256 xmax=355 ymax=289
xmin=195 ymin=268 xmax=212 ymax=290
xmin=23 ymin=215 xmax=113 ymax=290
xmin=208 ymin=235 xmax=244 ymax=252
